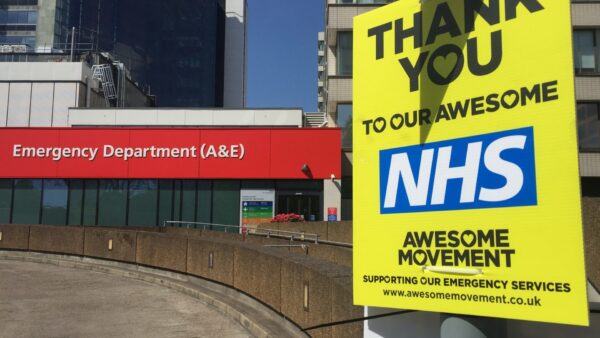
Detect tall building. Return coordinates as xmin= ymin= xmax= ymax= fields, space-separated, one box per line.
xmin=0 ymin=0 xmax=246 ymax=107
xmin=324 ymin=0 xmax=396 ymax=220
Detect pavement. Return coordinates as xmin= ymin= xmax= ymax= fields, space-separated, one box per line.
xmin=0 ymin=252 xmax=306 ymax=338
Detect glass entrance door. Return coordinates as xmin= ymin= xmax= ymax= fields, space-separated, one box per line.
xmin=276 ymin=194 xmax=321 ymax=221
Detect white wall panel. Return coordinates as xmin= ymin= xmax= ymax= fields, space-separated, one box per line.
xmin=52 ymin=83 xmax=77 ymax=126
xmin=7 ymin=83 xmax=31 ymax=126
xmin=29 ymin=83 xmax=54 ymax=126
xmin=0 ymin=83 xmax=8 ymax=126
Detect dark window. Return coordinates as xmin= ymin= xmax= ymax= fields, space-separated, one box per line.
xmin=574 ymin=30 xmax=598 ymax=73
xmin=12 ymin=179 xmax=42 ymax=224
xmin=212 ymin=180 xmax=240 ymax=229
xmin=68 ymin=179 xmax=83 ymax=225
xmin=196 ymin=180 xmax=212 ymax=224
xmin=181 ymin=180 xmax=197 ymax=222
xmin=341 ymin=176 xmax=353 ymax=200
xmin=128 ymin=180 xmax=158 ymax=226
xmin=276 ymin=194 xmax=321 ymax=222
xmin=97 ymin=180 xmax=127 ymax=226
xmin=337 ymin=31 xmax=353 ymax=76
xmin=0 ymin=0 xmax=38 ymax=5
xmin=0 ymin=179 xmax=12 ymax=223
xmin=158 ymin=180 xmax=174 ymax=225
xmin=577 ymin=103 xmax=600 ymax=150
xmin=337 ymin=103 xmax=353 ymax=149
xmin=82 ymin=180 xmax=98 ymax=226
xmin=41 ymin=179 xmax=68 ymax=225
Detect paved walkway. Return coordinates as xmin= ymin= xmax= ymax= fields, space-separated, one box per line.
xmin=0 ymin=259 xmax=253 ymax=338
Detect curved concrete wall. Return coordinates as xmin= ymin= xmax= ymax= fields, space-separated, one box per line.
xmin=0 ymin=224 xmax=361 ymax=338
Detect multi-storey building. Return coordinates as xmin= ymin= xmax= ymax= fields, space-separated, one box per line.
xmin=324 ymin=0 xmax=397 ymax=220
xmin=0 ymin=0 xmax=246 ymax=108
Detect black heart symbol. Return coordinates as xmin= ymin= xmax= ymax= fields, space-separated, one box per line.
xmin=462 ymin=232 xmax=476 ymax=246
xmin=374 ymin=118 xmax=386 ymax=131
xmin=433 ymin=53 xmax=459 ymax=81
xmin=502 ymin=91 xmax=519 ymax=107
xmin=414 ymin=251 xmax=427 ymax=264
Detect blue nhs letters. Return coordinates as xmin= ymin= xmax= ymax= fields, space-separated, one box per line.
xmin=379 ymin=127 xmax=537 ymax=214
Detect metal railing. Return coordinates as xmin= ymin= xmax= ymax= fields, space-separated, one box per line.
xmin=161 ymin=220 xmax=321 ymax=243
xmin=161 ymin=220 xmax=352 ymax=247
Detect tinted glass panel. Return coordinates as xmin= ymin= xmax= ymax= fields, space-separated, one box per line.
xmin=173 ymin=180 xmax=182 ymax=221
xmin=128 ymin=180 xmax=158 ymax=226
xmin=338 ymin=104 xmax=353 ymax=149
xmin=83 ymin=180 xmax=98 ymax=225
xmin=577 ymin=103 xmax=600 ymax=149
xmin=158 ymin=180 xmax=174 ymax=225
xmin=97 ymin=180 xmax=127 ymax=226
xmin=337 ymin=31 xmax=353 ymax=76
xmin=196 ymin=180 xmax=212 ymax=223
xmin=181 ymin=180 xmax=196 ymax=222
xmin=0 ymin=179 xmax=12 ymax=223
xmin=212 ymin=180 xmax=240 ymax=229
xmin=276 ymin=180 xmax=322 ymax=191
xmin=12 ymin=179 xmax=42 ymax=224
xmin=68 ymin=179 xmax=83 ymax=225
xmin=70 ymin=0 xmax=224 ymax=106
xmin=574 ymin=30 xmax=596 ymax=73
xmin=41 ymin=179 xmax=68 ymax=225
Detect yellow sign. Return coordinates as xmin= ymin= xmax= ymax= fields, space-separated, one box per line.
xmin=353 ymin=0 xmax=588 ymax=325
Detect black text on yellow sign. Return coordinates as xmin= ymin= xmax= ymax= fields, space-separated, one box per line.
xmin=353 ymin=0 xmax=589 ymax=326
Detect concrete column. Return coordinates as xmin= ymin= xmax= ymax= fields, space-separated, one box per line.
xmin=36 ymin=0 xmax=58 ymax=51
xmin=323 ymin=179 xmax=341 ymax=221
xmin=223 ymin=0 xmax=246 ymax=108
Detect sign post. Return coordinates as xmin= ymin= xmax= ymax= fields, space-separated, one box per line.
xmin=354 ymin=0 xmax=589 ymax=329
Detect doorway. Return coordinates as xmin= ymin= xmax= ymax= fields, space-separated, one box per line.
xmin=276 ymin=192 xmax=321 ymax=221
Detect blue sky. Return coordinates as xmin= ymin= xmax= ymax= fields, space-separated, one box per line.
xmin=246 ymin=0 xmax=324 ymax=112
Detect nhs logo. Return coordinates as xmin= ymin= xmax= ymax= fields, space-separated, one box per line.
xmin=379 ymin=127 xmax=537 ymax=214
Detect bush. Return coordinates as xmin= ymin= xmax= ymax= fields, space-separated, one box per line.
xmin=271 ymin=213 xmax=304 ymax=223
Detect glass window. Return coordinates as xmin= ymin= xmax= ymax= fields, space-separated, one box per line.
xmin=97 ymin=180 xmax=127 ymax=226
xmin=17 ymin=11 xmax=27 ymax=24
xmin=276 ymin=180 xmax=322 ymax=191
xmin=12 ymin=179 xmax=42 ymax=224
xmin=0 ymin=10 xmax=7 ymax=24
xmin=341 ymin=176 xmax=353 ymax=200
xmin=0 ymin=180 xmax=13 ymax=223
xmin=128 ymin=180 xmax=158 ymax=227
xmin=172 ymin=180 xmax=182 ymax=221
xmin=338 ymin=104 xmax=353 ymax=149
xmin=577 ymin=103 xmax=600 ymax=150
xmin=68 ymin=179 xmax=83 ymax=225
xmin=574 ymin=30 xmax=597 ymax=73
xmin=6 ymin=11 xmax=18 ymax=24
xmin=196 ymin=180 xmax=212 ymax=224
xmin=27 ymin=11 xmax=37 ymax=24
xmin=181 ymin=180 xmax=197 ymax=222
xmin=158 ymin=180 xmax=174 ymax=225
xmin=337 ymin=31 xmax=353 ymax=76
xmin=41 ymin=179 xmax=68 ymax=225
xmin=212 ymin=180 xmax=240 ymax=229
xmin=83 ymin=180 xmax=98 ymax=226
